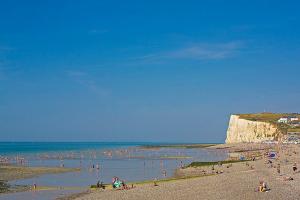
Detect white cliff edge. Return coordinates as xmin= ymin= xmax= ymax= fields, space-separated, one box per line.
xmin=225 ymin=115 xmax=282 ymax=143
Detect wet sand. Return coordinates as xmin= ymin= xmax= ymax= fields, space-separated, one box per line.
xmin=0 ymin=165 xmax=80 ymax=181
xmin=69 ymin=143 xmax=300 ymax=200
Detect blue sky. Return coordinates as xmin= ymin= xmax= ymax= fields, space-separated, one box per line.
xmin=0 ymin=0 xmax=300 ymax=142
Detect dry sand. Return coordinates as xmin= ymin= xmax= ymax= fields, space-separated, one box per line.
xmin=71 ymin=144 xmax=300 ymax=200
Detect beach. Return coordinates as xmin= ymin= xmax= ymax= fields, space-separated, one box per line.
xmin=0 ymin=142 xmax=227 ymax=200
xmin=68 ymin=143 xmax=300 ymax=200
xmin=1 ymin=142 xmax=300 ymax=200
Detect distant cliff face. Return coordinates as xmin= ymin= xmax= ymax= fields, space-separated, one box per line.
xmin=225 ymin=115 xmax=282 ymax=143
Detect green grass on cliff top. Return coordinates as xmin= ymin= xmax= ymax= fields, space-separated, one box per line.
xmin=237 ymin=113 xmax=300 ymax=123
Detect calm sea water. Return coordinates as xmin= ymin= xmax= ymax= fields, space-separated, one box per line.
xmin=0 ymin=142 xmax=227 ymax=200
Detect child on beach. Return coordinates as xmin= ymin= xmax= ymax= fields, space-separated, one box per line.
xmin=33 ymin=183 xmax=37 ymax=190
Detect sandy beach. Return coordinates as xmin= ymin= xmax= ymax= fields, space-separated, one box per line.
xmin=69 ymin=143 xmax=300 ymax=200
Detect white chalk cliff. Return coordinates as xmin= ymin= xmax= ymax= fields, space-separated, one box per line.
xmin=225 ymin=115 xmax=282 ymax=143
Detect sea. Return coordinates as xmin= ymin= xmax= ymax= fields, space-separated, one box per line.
xmin=0 ymin=142 xmax=228 ymax=200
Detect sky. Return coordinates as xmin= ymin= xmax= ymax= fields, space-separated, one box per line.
xmin=0 ymin=0 xmax=300 ymax=142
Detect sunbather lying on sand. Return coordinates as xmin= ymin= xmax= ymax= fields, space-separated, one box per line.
xmin=282 ymin=176 xmax=293 ymax=181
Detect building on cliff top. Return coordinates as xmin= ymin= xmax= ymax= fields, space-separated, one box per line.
xmin=277 ymin=116 xmax=299 ymax=123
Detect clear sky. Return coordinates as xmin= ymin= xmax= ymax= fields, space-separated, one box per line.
xmin=0 ymin=0 xmax=299 ymax=142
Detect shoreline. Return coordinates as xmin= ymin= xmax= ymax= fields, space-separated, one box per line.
xmin=0 ymin=143 xmax=220 ymax=197
xmin=62 ymin=143 xmax=300 ymax=200
xmin=3 ymin=142 xmax=299 ymax=199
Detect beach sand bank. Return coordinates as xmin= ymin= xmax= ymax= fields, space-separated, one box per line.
xmin=0 ymin=165 xmax=80 ymax=181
